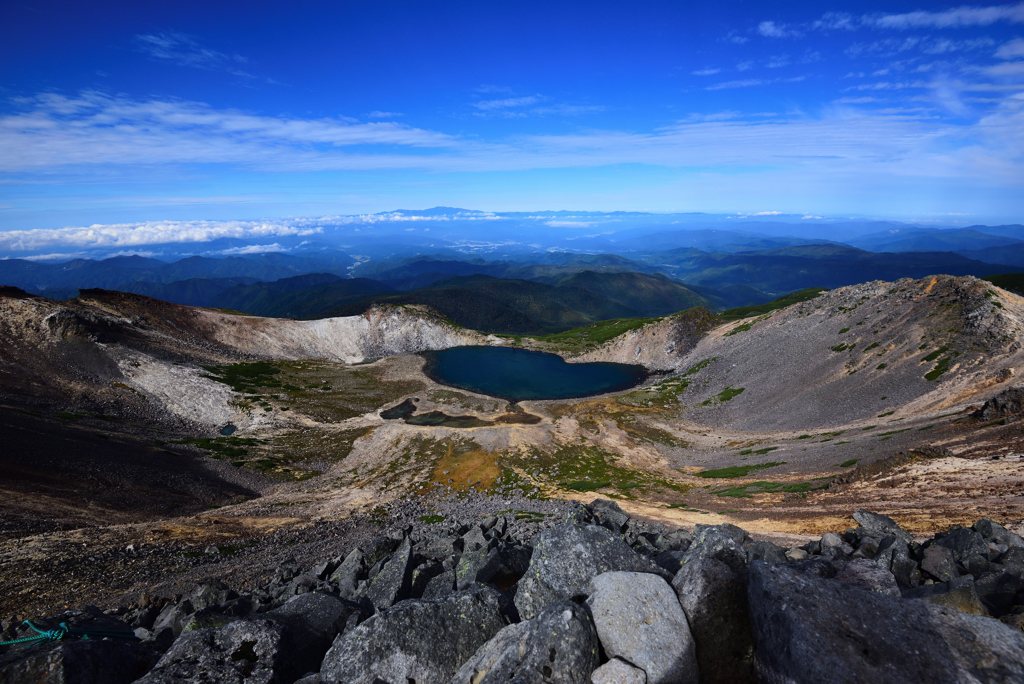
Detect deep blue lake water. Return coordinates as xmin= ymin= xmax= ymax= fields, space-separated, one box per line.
xmin=421 ymin=346 xmax=648 ymax=401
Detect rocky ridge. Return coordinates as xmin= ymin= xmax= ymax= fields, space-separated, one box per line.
xmin=4 ymin=499 xmax=1024 ymax=683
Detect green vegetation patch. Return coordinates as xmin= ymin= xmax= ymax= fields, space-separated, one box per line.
xmin=697 ymin=461 xmax=786 ymax=478
xmin=418 ymin=514 xmax=445 ymax=524
xmin=922 ymin=346 xmax=950 ymax=362
xmin=713 ymin=478 xmax=830 ymax=497
xmin=203 ymin=361 xmax=282 ymax=393
xmin=617 ymin=376 xmax=690 ymax=409
xmin=530 ymin=316 xmax=660 ymax=353
xmin=684 ymin=358 xmax=716 ymax=376
xmin=925 ymin=357 xmax=952 ymax=382
xmin=718 ymin=288 xmax=827 ymax=322
xmin=840 ymin=459 xmax=859 ymax=467
xmin=838 ymin=327 xmax=850 ymax=334
xmin=702 ymin=386 xmax=745 ymax=405
xmin=982 ymin=273 xmax=1024 ymax=297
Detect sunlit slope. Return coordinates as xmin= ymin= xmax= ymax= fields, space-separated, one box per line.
xmin=662 ymin=275 xmax=1023 ymax=430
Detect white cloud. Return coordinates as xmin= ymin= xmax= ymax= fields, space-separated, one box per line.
xmin=134 ymin=32 xmax=252 ymax=77
xmin=996 ymin=38 xmax=1024 ymax=58
xmin=0 ymin=91 xmax=457 ymax=172
xmin=473 ymin=96 xmax=540 ymax=110
xmin=0 ymin=220 xmax=321 ymax=252
xmin=545 ymin=221 xmax=594 ymax=228
xmin=367 ymin=111 xmax=402 ymax=118
xmin=692 ymin=68 xmax=721 ymax=76
xmin=758 ymin=21 xmax=802 ymax=38
xmin=983 ymin=60 xmax=1024 ymax=75
xmin=813 ymin=12 xmax=856 ymax=31
xmin=736 ymin=60 xmax=755 ymax=71
xmin=868 ymin=3 xmax=1024 ymax=29
xmin=220 ymin=243 xmax=288 ymax=255
xmin=706 ymin=79 xmax=771 ymax=90
xmin=766 ymin=55 xmax=791 ymax=69
xmin=725 ymin=31 xmax=749 ymax=44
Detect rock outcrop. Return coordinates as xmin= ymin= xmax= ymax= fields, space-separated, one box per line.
xmin=5 ymin=502 xmax=1024 ymax=684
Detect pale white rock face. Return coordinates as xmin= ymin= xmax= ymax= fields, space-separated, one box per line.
xmin=592 ymin=657 xmax=648 ymax=684
xmin=586 ymin=571 xmax=699 ymax=684
xmin=199 ymin=305 xmax=500 ymax=363
xmin=118 ymin=352 xmax=234 ymax=426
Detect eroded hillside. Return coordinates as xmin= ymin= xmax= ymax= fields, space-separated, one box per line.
xmin=3 ymin=275 xmax=1024 ymax=618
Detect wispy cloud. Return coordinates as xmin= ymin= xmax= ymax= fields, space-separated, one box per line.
xmin=706 ymin=79 xmax=771 ymax=90
xmin=220 ymin=243 xmax=288 ymax=255
xmin=812 ymin=12 xmax=856 ymax=31
xmin=134 ymin=32 xmax=252 ymax=77
xmin=367 ymin=111 xmax=402 ymax=119
xmin=473 ymin=96 xmax=541 ymax=110
xmin=758 ymin=21 xmax=802 ymax=38
xmin=868 ymin=3 xmax=1024 ymax=29
xmin=996 ymin=38 xmax=1024 ymax=59
xmin=692 ymin=68 xmax=721 ymax=76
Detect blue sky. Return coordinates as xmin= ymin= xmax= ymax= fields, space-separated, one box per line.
xmin=2 ymin=0 xmax=1023 ymax=242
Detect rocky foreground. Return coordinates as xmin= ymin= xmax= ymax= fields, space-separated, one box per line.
xmin=3 ymin=500 xmax=1024 ymax=683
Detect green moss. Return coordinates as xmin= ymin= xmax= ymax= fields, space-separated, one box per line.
xmin=840 ymin=459 xmax=859 ymax=467
xmin=876 ymin=363 xmax=887 ymax=370
xmin=925 ymin=357 xmax=952 ymax=381
xmin=562 ymin=480 xmax=613 ymax=492
xmin=838 ymin=327 xmax=850 ymax=334
xmin=702 ymin=386 xmax=745 ymax=405
xmin=922 ymin=346 xmax=949 ymax=362
xmin=878 ymin=410 xmax=895 ymax=417
xmin=697 ymin=461 xmax=786 ymax=478
xmin=718 ymin=287 xmax=827 ymax=322
xmin=418 ymin=515 xmax=446 ymax=524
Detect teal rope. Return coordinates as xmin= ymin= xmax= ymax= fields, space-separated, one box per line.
xmin=0 ymin=620 xmax=138 ymax=648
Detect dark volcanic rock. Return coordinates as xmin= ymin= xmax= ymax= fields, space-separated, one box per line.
xmin=974 ymin=386 xmax=1024 ymax=422
xmin=448 ymin=600 xmax=599 ymax=684
xmin=873 ymin=536 xmax=921 ymax=588
xmin=920 ymin=544 xmax=959 ymax=583
xmin=833 ymin=559 xmax=900 ymax=596
xmin=269 ymin=592 xmax=364 ymax=679
xmin=748 ymin=560 xmax=1024 ymax=683
xmin=136 ymin=617 xmax=289 ymax=684
xmin=682 ymin=524 xmax=749 ymax=573
xmin=364 ymin=537 xmax=413 ymax=611
xmin=852 ymin=509 xmax=912 ymax=544
xmin=931 ymin=526 xmax=991 ymax=564
xmin=0 ymin=638 xmax=157 ymax=684
xmin=904 ymin=577 xmax=990 ymax=616
xmin=975 ymin=518 xmax=1024 ymax=549
xmin=513 ymin=524 xmax=669 ymax=620
xmin=671 ymin=556 xmax=754 ymax=684
xmin=319 ymin=585 xmax=509 ymax=684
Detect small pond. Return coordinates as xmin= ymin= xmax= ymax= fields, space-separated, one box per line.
xmin=420 ymin=346 xmax=648 ymax=401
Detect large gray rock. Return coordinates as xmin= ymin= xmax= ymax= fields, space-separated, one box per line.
xmin=269 ymin=592 xmax=364 ymax=678
xmin=873 ymin=536 xmax=921 ymax=588
xmin=328 ymin=548 xmax=366 ymax=599
xmin=975 ymin=518 xmax=1024 ymax=548
xmin=136 ymin=617 xmax=289 ymax=684
xmin=0 ymin=638 xmax=157 ymax=684
xmin=319 ymin=586 xmax=509 ymax=684
xmin=513 ymin=524 xmax=668 ymax=620
xmin=932 ymin=526 xmax=991 ymax=563
xmin=833 ymin=559 xmax=900 ymax=596
xmin=920 ymin=544 xmax=958 ymax=583
xmin=365 ymin=537 xmax=414 ymax=611
xmin=455 ymin=542 xmax=531 ymax=591
xmin=904 ymin=577 xmax=989 ymax=616
xmin=590 ymin=498 xmax=631 ymax=533
xmin=591 ymin=658 xmax=647 ymax=684
xmin=671 ymin=556 xmax=753 ymax=684
xmin=748 ymin=560 xmax=1024 ymax=682
xmin=682 ymin=525 xmax=748 ymax=573
xmin=587 ymin=572 xmax=698 ymax=684
xmin=852 ymin=510 xmax=912 ymax=544
xmin=447 ymin=600 xmax=598 ymax=684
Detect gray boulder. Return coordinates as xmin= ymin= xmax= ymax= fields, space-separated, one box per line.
xmin=365 ymin=537 xmax=413 ymax=611
xmin=591 ymin=658 xmax=647 ymax=684
xmin=852 ymin=510 xmax=912 ymax=544
xmin=0 ymin=638 xmax=157 ymax=684
xmin=590 ymin=498 xmax=631 ymax=533
xmin=671 ymin=556 xmax=754 ymax=684
xmin=975 ymin=518 xmax=1024 ymax=548
xmin=932 ymin=526 xmax=991 ymax=563
xmin=319 ymin=586 xmax=509 ymax=684
xmin=683 ymin=525 xmax=748 ymax=573
xmin=920 ymin=544 xmax=958 ymax=582
xmin=975 ymin=570 xmax=1024 ymax=616
xmin=904 ymin=577 xmax=989 ymax=616
xmin=833 ymin=559 xmax=900 ymax=596
xmin=748 ymin=560 xmax=1024 ymax=682
xmin=328 ymin=548 xmax=366 ymax=599
xmin=447 ymin=600 xmax=598 ymax=684
xmin=513 ymin=524 xmax=668 ymax=620
xmin=269 ymin=592 xmax=364 ymax=679
xmin=455 ymin=542 xmax=531 ymax=591
xmin=746 ymin=540 xmax=787 ymax=564
xmin=136 ymin=617 xmax=288 ymax=684
xmin=873 ymin=536 xmax=921 ymax=588
xmin=587 ymin=571 xmax=698 ymax=684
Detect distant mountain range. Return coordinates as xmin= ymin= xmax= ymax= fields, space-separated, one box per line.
xmin=1 ymin=220 xmax=1023 ymax=335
